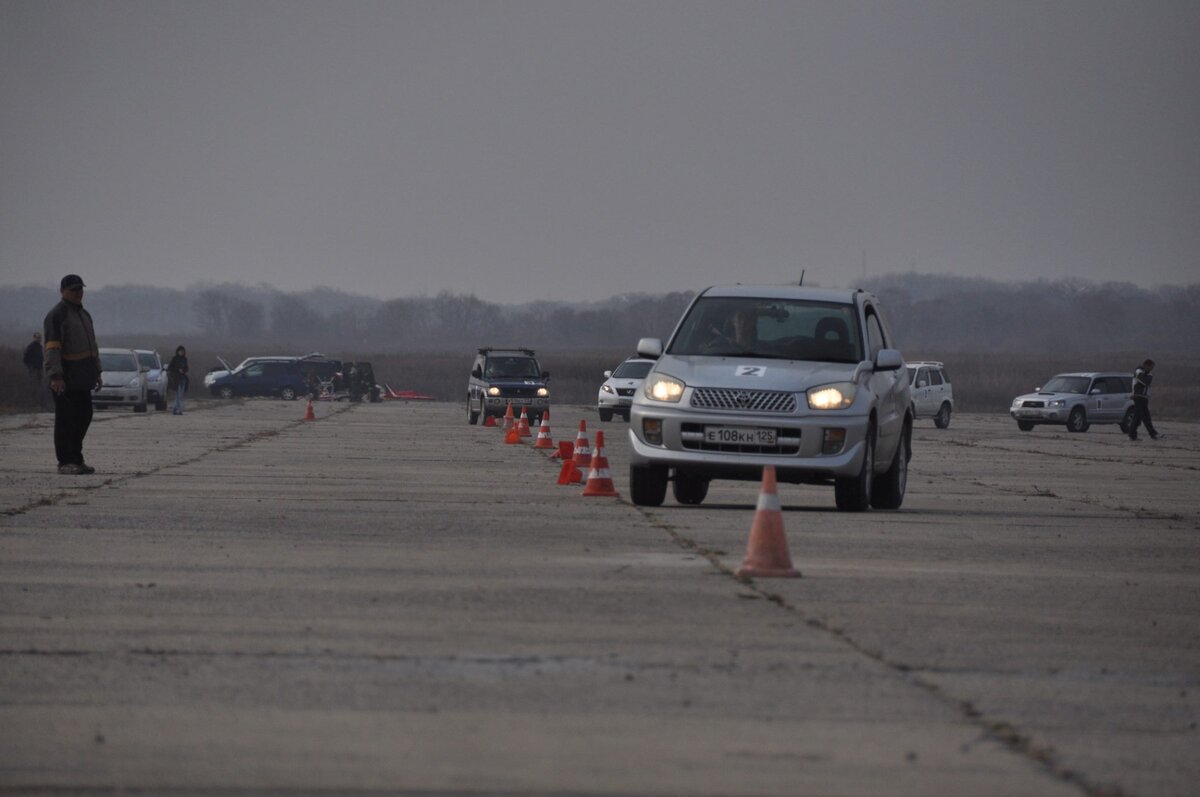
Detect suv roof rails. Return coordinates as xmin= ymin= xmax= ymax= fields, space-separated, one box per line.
xmin=478 ymin=347 xmax=536 ymax=356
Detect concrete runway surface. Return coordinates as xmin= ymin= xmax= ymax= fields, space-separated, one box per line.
xmin=1 ymin=399 xmax=1197 ymax=796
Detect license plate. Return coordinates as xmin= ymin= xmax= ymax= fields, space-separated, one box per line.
xmin=1018 ymin=410 xmax=1040 ymax=417
xmin=704 ymin=426 xmax=777 ymax=445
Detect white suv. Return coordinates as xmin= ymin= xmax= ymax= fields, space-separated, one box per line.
xmin=628 ymin=285 xmax=912 ymax=511
xmin=907 ymin=361 xmax=954 ymax=428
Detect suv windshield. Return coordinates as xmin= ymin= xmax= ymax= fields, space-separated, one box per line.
xmin=485 ymin=357 xmax=541 ymax=379
xmin=613 ymin=361 xmax=653 ymax=379
xmin=669 ymin=297 xmax=863 ymax=362
xmin=1042 ymin=376 xmax=1090 ymax=394
xmin=100 ymin=352 xmax=138 ymax=372
xmin=136 ymin=352 xmax=158 ymax=369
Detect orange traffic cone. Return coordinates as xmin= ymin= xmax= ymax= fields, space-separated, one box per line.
xmin=572 ymin=421 xmax=591 ymax=472
xmin=735 ymin=466 xmax=800 ymax=578
xmin=483 ymin=413 xmax=496 ymax=427
xmin=505 ymin=421 xmax=522 ymax=444
xmin=551 ymin=439 xmax=573 ymax=461
xmin=501 ymin=402 xmax=515 ymax=431
xmin=518 ymin=408 xmax=532 ymax=437
xmin=534 ymin=413 xmax=554 ymax=449
xmin=303 ymin=398 xmax=316 ymax=421
xmin=581 ymin=431 xmax=619 ymax=496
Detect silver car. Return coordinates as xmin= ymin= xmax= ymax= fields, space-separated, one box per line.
xmin=95 ymin=347 xmax=148 ymax=412
xmin=1010 ymin=372 xmax=1134 ymax=433
xmin=134 ymin=349 xmax=168 ymax=411
xmin=597 ymin=357 xmax=655 ymax=422
xmin=628 ymin=285 xmax=912 ymax=511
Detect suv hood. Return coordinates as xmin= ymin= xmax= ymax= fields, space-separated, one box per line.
xmin=651 ymin=354 xmax=858 ymax=392
xmin=1014 ymin=390 xmax=1079 ymax=403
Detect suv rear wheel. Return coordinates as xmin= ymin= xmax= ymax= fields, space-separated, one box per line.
xmin=835 ymin=422 xmax=874 ymax=512
xmin=672 ymin=472 xmax=709 ymax=505
xmin=280 ymin=386 xmax=297 ymax=401
xmin=630 ymin=464 xmax=668 ymax=506
xmin=934 ymin=402 xmax=952 ymax=429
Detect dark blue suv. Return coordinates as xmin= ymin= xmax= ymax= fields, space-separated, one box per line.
xmin=210 ymin=358 xmax=338 ymax=400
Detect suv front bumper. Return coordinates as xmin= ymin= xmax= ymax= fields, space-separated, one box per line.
xmin=628 ymin=404 xmax=870 ymax=482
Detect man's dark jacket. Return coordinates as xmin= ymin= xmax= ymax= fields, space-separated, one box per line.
xmin=43 ymin=299 xmax=100 ymax=391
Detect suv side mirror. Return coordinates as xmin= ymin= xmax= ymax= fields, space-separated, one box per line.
xmin=1090 ymin=388 xmax=1101 ymax=395
xmin=541 ymin=371 xmax=551 ymax=379
xmin=874 ymin=349 xmax=903 ymax=371
xmin=472 ymin=366 xmax=482 ymax=378
xmin=603 ymin=370 xmax=613 ymax=378
xmin=637 ymin=337 xmax=663 ymax=359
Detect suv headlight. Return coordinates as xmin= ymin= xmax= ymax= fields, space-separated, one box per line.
xmin=1048 ymin=399 xmax=1065 ymax=408
xmin=807 ymin=382 xmax=856 ymax=410
xmin=645 ymin=374 xmax=685 ymax=402
xmin=487 ymin=386 xmax=501 ymax=396
xmin=536 ymin=387 xmax=549 ymax=397
xmin=601 ymin=384 xmax=614 ymax=394
xmin=128 ymin=376 xmax=142 ymax=388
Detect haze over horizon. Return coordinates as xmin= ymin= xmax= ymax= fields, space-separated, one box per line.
xmin=3 ymin=1 xmax=1197 ymax=303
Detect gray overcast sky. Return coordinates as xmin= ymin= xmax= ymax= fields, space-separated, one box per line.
xmin=2 ymin=1 xmax=1198 ymax=303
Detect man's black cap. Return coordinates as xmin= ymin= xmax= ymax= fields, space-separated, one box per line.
xmin=60 ymin=274 xmax=85 ymax=291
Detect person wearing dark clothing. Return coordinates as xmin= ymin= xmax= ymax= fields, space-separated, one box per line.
xmin=1128 ymin=359 xmax=1160 ymax=441
xmin=23 ymin=332 xmax=43 ymax=377
xmin=43 ymin=274 xmax=102 ymax=474
xmin=166 ymin=346 xmax=189 ymax=415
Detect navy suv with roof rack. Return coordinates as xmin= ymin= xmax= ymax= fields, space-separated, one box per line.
xmin=467 ymin=348 xmax=550 ymax=424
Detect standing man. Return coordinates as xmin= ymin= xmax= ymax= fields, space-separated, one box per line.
xmin=43 ymin=275 xmax=102 ymax=474
xmin=22 ymin=332 xmax=43 ymax=378
xmin=1128 ymin=358 xmax=1160 ymax=441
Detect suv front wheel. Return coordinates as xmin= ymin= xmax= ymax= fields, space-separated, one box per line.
xmin=1067 ymin=406 xmax=1089 ymax=433
xmin=871 ymin=419 xmax=910 ymax=510
xmin=834 ymin=423 xmax=874 ymax=512
xmin=630 ymin=464 xmax=668 ymax=506
xmin=467 ymin=395 xmax=480 ymax=425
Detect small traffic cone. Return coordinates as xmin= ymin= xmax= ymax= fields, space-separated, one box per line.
xmin=518 ymin=408 xmax=532 ymax=438
xmin=483 ymin=413 xmax=496 ymax=427
xmin=505 ymin=421 xmax=522 ymax=444
xmin=534 ymin=413 xmax=554 ymax=449
xmin=572 ymin=421 xmax=591 ymax=472
xmin=550 ymin=439 xmax=573 ymax=461
xmin=303 ymin=398 xmax=316 ymax=421
xmin=554 ymin=441 xmax=578 ymax=484
xmin=501 ymin=403 xmax=515 ymax=431
xmin=735 ymin=466 xmax=800 ymax=579
xmin=581 ymin=431 xmax=619 ymax=497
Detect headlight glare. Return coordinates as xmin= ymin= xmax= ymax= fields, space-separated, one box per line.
xmin=601 ymin=384 xmax=613 ymax=394
xmin=645 ymin=375 xmax=685 ymax=402
xmin=807 ymin=382 xmax=856 ymax=410
xmin=536 ymin=387 xmax=549 ymax=397
xmin=487 ymin=387 xmax=501 ymax=396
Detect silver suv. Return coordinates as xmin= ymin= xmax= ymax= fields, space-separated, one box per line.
xmin=907 ymin=361 xmax=953 ymax=428
xmin=628 ymin=285 xmax=912 ymax=511
xmin=1010 ymin=372 xmax=1134 ymax=433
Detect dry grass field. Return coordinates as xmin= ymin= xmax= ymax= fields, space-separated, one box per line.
xmin=3 ymin=344 xmax=1195 ymax=419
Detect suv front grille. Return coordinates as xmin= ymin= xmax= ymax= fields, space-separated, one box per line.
xmin=498 ymin=386 xmax=539 ymax=398
xmin=679 ymin=423 xmax=800 ymax=455
xmin=1022 ymin=400 xmax=1045 ymax=408
xmin=690 ymin=388 xmax=797 ymax=413
xmin=616 ymin=388 xmax=636 ymax=397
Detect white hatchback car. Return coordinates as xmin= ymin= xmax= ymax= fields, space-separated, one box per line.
xmin=597 ymin=357 xmax=655 ymax=422
xmin=628 ymin=285 xmax=911 ymax=511
xmin=95 ymin=347 xmax=148 ymax=412
xmin=907 ymin=361 xmax=954 ymax=428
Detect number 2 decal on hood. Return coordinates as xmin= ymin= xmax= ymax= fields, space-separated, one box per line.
xmin=736 ymin=365 xmax=766 ymax=377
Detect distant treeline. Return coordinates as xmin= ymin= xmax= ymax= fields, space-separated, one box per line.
xmin=1 ymin=274 xmax=1196 ymax=355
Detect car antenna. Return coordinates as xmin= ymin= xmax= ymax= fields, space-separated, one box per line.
xmin=798 ymin=269 xmax=805 ymax=286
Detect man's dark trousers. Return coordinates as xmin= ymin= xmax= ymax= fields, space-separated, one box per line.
xmin=53 ymin=389 xmax=93 ymax=466
xmin=1128 ymin=396 xmax=1157 ymax=439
